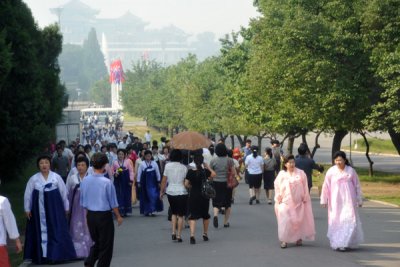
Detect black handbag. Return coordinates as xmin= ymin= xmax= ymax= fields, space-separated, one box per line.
xmin=201 ymin=170 xmax=216 ymax=199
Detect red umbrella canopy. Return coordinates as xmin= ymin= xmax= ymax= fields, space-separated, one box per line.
xmin=169 ymin=131 xmax=211 ymax=151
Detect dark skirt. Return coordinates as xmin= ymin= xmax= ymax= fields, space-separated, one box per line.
xmin=140 ymin=168 xmax=163 ymax=215
xmin=263 ymin=170 xmax=276 ymax=190
xmin=114 ymin=169 xmax=132 ymax=216
xmin=167 ymin=194 xmax=188 ymax=217
xmin=212 ymin=181 xmax=232 ymax=209
xmin=24 ymin=189 xmax=77 ymax=264
xmin=248 ymin=173 xmax=263 ymax=189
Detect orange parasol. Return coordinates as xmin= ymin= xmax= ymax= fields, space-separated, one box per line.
xmin=169 ymin=131 xmax=211 ymax=151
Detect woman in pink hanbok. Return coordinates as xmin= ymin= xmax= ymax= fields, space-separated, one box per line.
xmin=274 ymin=155 xmax=315 ymax=248
xmin=320 ymin=151 xmax=363 ymax=251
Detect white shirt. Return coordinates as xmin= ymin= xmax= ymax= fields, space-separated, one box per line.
xmin=24 ymin=171 xmax=69 ymax=212
xmin=163 ymin=162 xmax=188 ymax=196
xmin=144 ymin=132 xmax=152 ymax=142
xmin=0 ymin=196 xmax=19 ymax=245
xmin=245 ymin=155 xmax=264 ymax=175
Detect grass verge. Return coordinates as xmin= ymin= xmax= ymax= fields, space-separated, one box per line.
xmin=343 ymin=137 xmax=398 ymax=155
xmin=313 ymin=165 xmax=400 ymax=206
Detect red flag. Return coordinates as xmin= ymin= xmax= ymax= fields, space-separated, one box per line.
xmin=109 ymin=59 xmax=125 ymax=84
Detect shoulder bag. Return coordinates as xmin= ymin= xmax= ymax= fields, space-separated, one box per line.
xmin=227 ymin=158 xmax=239 ymax=189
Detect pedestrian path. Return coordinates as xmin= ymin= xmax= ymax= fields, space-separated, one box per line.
xmin=23 ymin=181 xmax=400 ymax=267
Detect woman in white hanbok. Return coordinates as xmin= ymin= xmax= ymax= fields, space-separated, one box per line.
xmin=320 ymin=151 xmax=364 ymax=251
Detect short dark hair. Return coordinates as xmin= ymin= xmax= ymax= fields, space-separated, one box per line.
xmin=91 ymin=153 xmax=109 ymax=170
xmin=75 ymin=156 xmax=89 ymax=168
xmin=333 ymin=150 xmax=350 ymax=166
xmin=36 ymin=154 xmax=52 ymax=169
xmin=169 ymin=149 xmax=182 ymax=162
xmin=117 ymin=149 xmax=126 ymax=155
xmin=227 ymin=149 xmax=233 ymax=158
xmin=245 ymin=139 xmax=252 ymax=144
xmin=282 ymin=155 xmax=295 ymax=171
xmin=298 ymin=143 xmax=308 ymax=155
xmin=215 ymin=143 xmax=228 ymax=157
xmin=144 ymin=150 xmax=152 ymax=156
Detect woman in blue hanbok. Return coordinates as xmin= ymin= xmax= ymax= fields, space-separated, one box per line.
xmin=24 ymin=154 xmax=76 ymax=264
xmin=112 ymin=149 xmax=134 ymax=217
xmin=137 ymin=150 xmax=163 ymax=216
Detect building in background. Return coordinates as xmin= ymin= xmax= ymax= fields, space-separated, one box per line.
xmin=51 ymin=0 xmax=219 ymax=69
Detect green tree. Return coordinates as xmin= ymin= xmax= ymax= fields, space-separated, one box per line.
xmin=89 ymin=77 xmax=111 ymax=107
xmin=248 ymin=0 xmax=374 ymax=156
xmin=80 ymin=28 xmax=108 ymax=93
xmin=0 ymin=0 xmax=67 ymax=181
xmin=361 ymin=0 xmax=400 ymax=154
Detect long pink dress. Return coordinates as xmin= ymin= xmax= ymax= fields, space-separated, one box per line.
xmin=274 ymin=168 xmax=315 ymax=243
xmin=320 ymin=165 xmax=364 ymax=249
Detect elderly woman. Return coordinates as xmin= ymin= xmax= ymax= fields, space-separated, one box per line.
xmin=137 ymin=150 xmax=164 ymax=216
xmin=274 ymin=155 xmax=315 ymax=248
xmin=160 ymin=149 xmax=188 ymax=242
xmin=210 ymin=143 xmax=236 ymax=228
xmin=24 ymin=154 xmax=76 ymax=264
xmin=66 ymin=156 xmax=92 ymax=258
xmin=320 ymin=151 xmax=364 ymax=251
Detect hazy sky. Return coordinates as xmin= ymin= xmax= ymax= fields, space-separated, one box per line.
xmin=23 ymin=0 xmax=259 ymax=38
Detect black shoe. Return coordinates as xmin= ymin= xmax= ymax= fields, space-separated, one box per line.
xmin=172 ymin=234 xmax=176 ymax=241
xmin=177 ymin=237 xmax=182 ymax=242
xmin=190 ymin=236 xmax=196 ymax=244
xmin=213 ymin=216 xmax=218 ymax=228
xmin=249 ymin=197 xmax=255 ymax=205
xmin=203 ymin=234 xmax=209 ymax=241
xmin=256 ymin=200 xmax=260 ymax=204
xmin=223 ymin=223 xmax=230 ymax=228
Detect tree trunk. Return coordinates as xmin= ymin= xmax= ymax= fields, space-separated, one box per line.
xmin=170 ymin=127 xmax=174 ymax=137
xmin=359 ymin=131 xmax=374 ymax=176
xmin=331 ymin=130 xmax=348 ymax=164
xmin=219 ymin=132 xmax=227 ymax=143
xmin=165 ymin=128 xmax=169 ymax=137
xmin=230 ymin=135 xmax=235 ymax=148
xmin=301 ymin=132 xmax=307 ymax=145
xmin=388 ymin=127 xmax=400 ymax=155
xmin=236 ymin=135 xmax=247 ymax=148
xmin=311 ymin=131 xmax=322 ymax=159
xmin=287 ymin=135 xmax=295 ymax=155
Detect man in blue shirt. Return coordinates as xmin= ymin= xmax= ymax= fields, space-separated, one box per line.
xmin=80 ymin=152 xmax=123 ymax=267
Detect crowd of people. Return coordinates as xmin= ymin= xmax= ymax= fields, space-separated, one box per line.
xmin=0 ymin=132 xmax=365 ymax=266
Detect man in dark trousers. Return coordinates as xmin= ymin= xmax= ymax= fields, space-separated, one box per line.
xmin=80 ymin=152 xmax=123 ymax=267
xmin=295 ymin=143 xmax=324 ymax=192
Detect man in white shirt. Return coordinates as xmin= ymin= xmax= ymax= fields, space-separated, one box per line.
xmin=0 ymin=194 xmax=22 ymax=267
xmin=144 ymin=130 xmax=152 ymax=145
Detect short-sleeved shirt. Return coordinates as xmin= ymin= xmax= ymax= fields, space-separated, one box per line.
xmin=80 ymin=173 xmax=118 ymax=211
xmin=245 ymin=155 xmax=264 ymax=175
xmin=163 ymin=162 xmax=188 ymax=196
xmin=264 ymin=157 xmax=276 ymax=171
xmin=210 ymin=157 xmax=232 ymax=182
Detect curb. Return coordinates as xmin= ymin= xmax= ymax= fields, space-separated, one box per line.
xmin=367 ymin=199 xmax=399 ymax=208
xmin=342 ymin=149 xmax=399 ymax=157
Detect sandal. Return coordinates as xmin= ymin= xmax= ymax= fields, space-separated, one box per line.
xmin=203 ymin=234 xmax=209 ymax=241
xmin=171 ymin=234 xmax=176 ymax=241
xmin=280 ymin=242 xmax=287 ymax=249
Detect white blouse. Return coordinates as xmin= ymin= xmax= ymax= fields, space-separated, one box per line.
xmin=163 ymin=162 xmax=188 ymax=196
xmin=0 ymin=196 xmax=19 ymax=245
xmin=24 ymin=171 xmax=69 ymax=212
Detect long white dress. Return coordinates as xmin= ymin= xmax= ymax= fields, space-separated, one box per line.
xmin=320 ymin=165 xmax=364 ymax=249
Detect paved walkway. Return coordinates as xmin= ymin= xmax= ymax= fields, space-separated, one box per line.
xmin=22 ymin=181 xmax=400 ymax=267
